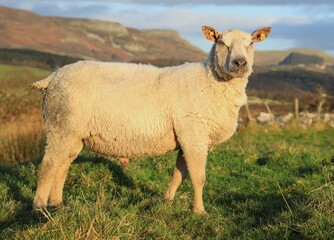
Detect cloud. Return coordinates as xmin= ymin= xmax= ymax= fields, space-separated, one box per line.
xmin=28 ymin=3 xmax=278 ymax=31
xmin=30 ymin=2 xmax=111 ymax=19
xmin=2 ymin=0 xmax=334 ymax=6
xmin=271 ymin=17 xmax=334 ymax=52
xmin=104 ymin=0 xmax=334 ymax=5
xmin=0 ymin=0 xmax=333 ymax=54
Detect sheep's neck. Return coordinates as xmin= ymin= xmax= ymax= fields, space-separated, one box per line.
xmin=211 ymin=65 xmax=233 ymax=82
xmin=203 ymin=44 xmax=249 ymax=107
xmin=204 ymin=45 xmax=233 ymax=82
xmin=203 ymin=63 xmax=249 ymax=108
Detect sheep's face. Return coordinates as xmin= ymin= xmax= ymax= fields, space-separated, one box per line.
xmin=202 ymin=26 xmax=271 ymax=79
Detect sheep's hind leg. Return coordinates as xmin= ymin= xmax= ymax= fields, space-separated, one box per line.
xmin=33 ymin=136 xmax=82 ymax=210
xmin=164 ymin=150 xmax=188 ymax=202
xmin=48 ymin=140 xmax=83 ymax=207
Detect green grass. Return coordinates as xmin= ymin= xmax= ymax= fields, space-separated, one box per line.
xmin=0 ymin=128 xmax=333 ymax=239
xmin=0 ymin=64 xmax=49 ymax=79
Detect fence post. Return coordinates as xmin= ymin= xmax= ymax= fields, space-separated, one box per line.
xmin=264 ymin=101 xmax=274 ymax=121
xmin=245 ymin=103 xmax=254 ymax=126
xmin=294 ymin=98 xmax=299 ymax=122
xmin=317 ymin=96 xmax=326 ymax=122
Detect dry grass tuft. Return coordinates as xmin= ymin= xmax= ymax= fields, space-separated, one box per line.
xmin=0 ymin=113 xmax=44 ymax=167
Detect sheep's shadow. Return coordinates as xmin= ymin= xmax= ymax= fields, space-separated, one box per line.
xmin=73 ymin=154 xmax=160 ymax=198
xmin=0 ymin=161 xmax=43 ymax=234
xmin=74 ymin=154 xmax=136 ymax=189
xmin=0 ymin=154 xmax=160 ymax=233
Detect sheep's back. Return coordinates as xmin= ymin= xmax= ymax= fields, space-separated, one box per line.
xmin=43 ymin=61 xmax=178 ymax=157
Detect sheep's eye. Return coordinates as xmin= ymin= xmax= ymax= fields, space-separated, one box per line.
xmin=249 ymin=42 xmax=254 ymax=47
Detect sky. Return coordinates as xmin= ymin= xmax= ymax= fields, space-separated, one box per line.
xmin=0 ymin=0 xmax=334 ymax=55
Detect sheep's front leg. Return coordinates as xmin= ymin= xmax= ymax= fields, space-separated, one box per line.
xmin=165 ymin=149 xmax=188 ymax=201
xmin=183 ymin=146 xmax=208 ymax=215
xmin=174 ymin=119 xmax=209 ymax=214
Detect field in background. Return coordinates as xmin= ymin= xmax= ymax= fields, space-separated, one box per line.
xmin=0 ymin=64 xmax=46 ymax=166
xmin=0 ymin=64 xmax=47 ymax=125
xmin=0 ymin=64 xmax=333 ymax=239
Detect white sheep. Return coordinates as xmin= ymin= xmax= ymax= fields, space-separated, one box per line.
xmin=31 ymin=25 xmax=271 ymax=215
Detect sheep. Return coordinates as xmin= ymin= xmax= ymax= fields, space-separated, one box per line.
xmin=31 ymin=25 xmax=271 ymax=215
xmin=277 ymin=112 xmax=294 ymax=126
xmin=257 ymin=112 xmax=275 ymax=125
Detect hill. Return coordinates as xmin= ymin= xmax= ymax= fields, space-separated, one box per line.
xmin=254 ymin=48 xmax=334 ymax=66
xmin=0 ymin=64 xmax=49 ymax=123
xmin=248 ymin=69 xmax=334 ymax=101
xmin=0 ymin=6 xmax=206 ymax=65
xmin=279 ymin=53 xmax=324 ymax=66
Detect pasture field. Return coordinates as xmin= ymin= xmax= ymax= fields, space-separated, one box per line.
xmin=0 ymin=128 xmax=333 ymax=239
xmin=0 ymin=64 xmax=49 ymax=94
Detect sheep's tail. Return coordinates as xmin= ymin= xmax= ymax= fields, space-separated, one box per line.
xmin=31 ymin=73 xmax=54 ymax=91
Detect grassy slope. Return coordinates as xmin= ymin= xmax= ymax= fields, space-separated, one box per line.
xmin=0 ymin=128 xmax=333 ymax=239
xmin=0 ymin=64 xmax=48 ymax=125
xmin=0 ymin=64 xmax=50 ymax=95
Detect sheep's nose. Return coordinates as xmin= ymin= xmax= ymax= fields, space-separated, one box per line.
xmin=233 ymin=58 xmax=247 ymax=68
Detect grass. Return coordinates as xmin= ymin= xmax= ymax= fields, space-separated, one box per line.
xmin=0 ymin=64 xmax=49 ymax=94
xmin=0 ymin=64 xmax=48 ymax=123
xmin=0 ymin=128 xmax=333 ymax=239
xmin=0 ymin=127 xmax=45 ymax=167
xmin=0 ymin=64 xmax=49 ymax=80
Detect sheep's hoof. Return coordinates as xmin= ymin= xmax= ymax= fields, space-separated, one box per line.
xmin=163 ymin=192 xmax=174 ymax=203
xmin=48 ymin=199 xmax=62 ymax=207
xmin=33 ymin=197 xmax=47 ymax=211
xmin=193 ymin=207 xmax=209 ymax=216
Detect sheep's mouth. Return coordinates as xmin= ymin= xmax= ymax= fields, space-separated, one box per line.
xmin=229 ymin=67 xmax=249 ymax=78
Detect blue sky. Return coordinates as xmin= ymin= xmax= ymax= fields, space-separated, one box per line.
xmin=1 ymin=0 xmax=334 ymax=55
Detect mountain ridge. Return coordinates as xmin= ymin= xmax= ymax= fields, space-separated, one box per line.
xmin=255 ymin=48 xmax=334 ymax=66
xmin=0 ymin=6 xmax=206 ymax=64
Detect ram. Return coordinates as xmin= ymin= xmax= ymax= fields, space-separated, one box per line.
xmin=32 ymin=25 xmax=271 ymax=214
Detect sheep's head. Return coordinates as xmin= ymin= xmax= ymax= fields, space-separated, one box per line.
xmin=202 ymin=26 xmax=271 ymax=80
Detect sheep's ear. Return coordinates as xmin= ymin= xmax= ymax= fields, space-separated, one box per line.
xmin=251 ymin=27 xmax=271 ymax=42
xmin=202 ymin=26 xmax=219 ymax=42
